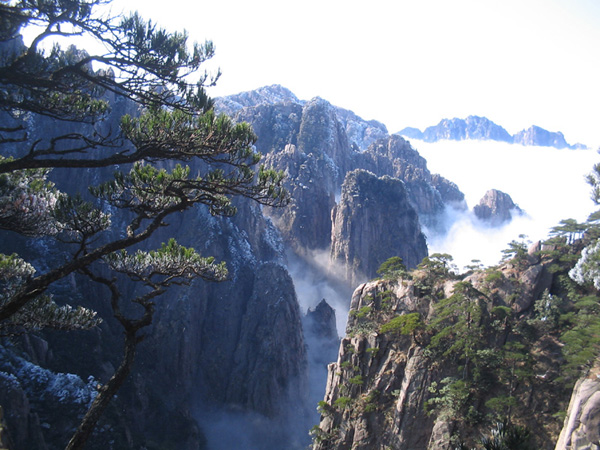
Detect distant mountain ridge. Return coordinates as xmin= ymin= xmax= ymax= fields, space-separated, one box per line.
xmin=397 ymin=115 xmax=587 ymax=149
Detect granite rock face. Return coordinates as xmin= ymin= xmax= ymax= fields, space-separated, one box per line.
xmin=556 ymin=365 xmax=600 ymax=450
xmin=330 ymin=170 xmax=428 ymax=286
xmin=226 ymin=262 xmax=307 ymax=415
xmin=304 ymin=299 xmax=339 ymax=353
xmin=333 ymin=106 xmax=389 ymax=152
xmin=313 ymin=243 xmax=568 ymax=450
xmin=1 ymin=84 xmax=468 ymax=450
xmin=214 ymin=84 xmax=301 ymax=115
xmin=263 ymin=143 xmax=338 ymax=251
xmin=134 ymin=200 xmax=311 ymax=447
xmin=473 ymin=188 xmax=524 ymax=225
xmin=219 ymin=87 xmax=465 ymax=253
xmin=357 ymin=135 xmax=466 ymax=223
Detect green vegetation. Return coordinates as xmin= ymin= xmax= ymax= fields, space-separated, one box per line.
xmin=317 ymin=162 xmax=600 ymax=450
xmin=377 ymin=256 xmax=408 ymax=279
xmin=348 ymin=375 xmax=364 ymax=385
xmin=455 ymin=421 xmax=533 ymax=450
xmin=330 ymin=175 xmax=600 ymax=444
xmin=500 ymin=235 xmax=531 ymax=267
xmin=0 ymin=1 xmax=287 ymax=448
xmin=334 ymin=396 xmax=353 ymax=410
xmin=379 ymin=312 xmax=425 ymax=345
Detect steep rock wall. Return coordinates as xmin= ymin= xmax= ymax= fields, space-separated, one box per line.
xmin=555 ymin=364 xmax=600 ymax=450
xmin=219 ymin=87 xmax=465 ymax=253
xmin=330 ymin=169 xmax=428 ymax=286
xmin=313 ymin=245 xmax=571 ymax=450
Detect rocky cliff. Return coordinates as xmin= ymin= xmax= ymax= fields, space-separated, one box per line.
xmin=312 ymin=242 xmax=584 ymax=450
xmin=330 ymin=170 xmax=428 ymax=286
xmin=356 ymin=135 xmax=466 ymax=224
xmin=1 ymin=195 xmax=311 ymax=450
xmin=555 ymin=364 xmax=600 ymax=450
xmin=11 ymin=82 xmax=580 ymax=450
xmin=3 ymin=84 xmax=457 ymax=450
xmin=0 ymin=100 xmax=312 ymax=450
xmin=473 ymin=189 xmax=524 ymax=226
xmin=218 ymin=86 xmax=465 ymax=254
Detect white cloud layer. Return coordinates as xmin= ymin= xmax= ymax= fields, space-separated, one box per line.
xmin=415 ymin=140 xmax=599 ymax=269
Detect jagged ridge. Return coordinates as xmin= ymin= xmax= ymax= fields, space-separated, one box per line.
xmin=397 ymin=115 xmax=587 ymax=149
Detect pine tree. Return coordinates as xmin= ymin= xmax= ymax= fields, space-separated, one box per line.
xmin=0 ymin=1 xmax=288 ymax=447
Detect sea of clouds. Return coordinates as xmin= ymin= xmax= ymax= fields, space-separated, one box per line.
xmin=413 ymin=139 xmax=600 ymax=270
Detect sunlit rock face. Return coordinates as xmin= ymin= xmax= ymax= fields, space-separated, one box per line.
xmin=331 ymin=169 xmax=428 ymax=287
xmin=473 ymin=188 xmax=524 ymax=226
xmin=263 ymin=143 xmax=338 ymax=251
xmin=555 ymin=364 xmax=600 ymax=450
xmin=314 ymin=243 xmax=567 ymax=450
xmin=1 ymin=84 xmax=470 ymax=450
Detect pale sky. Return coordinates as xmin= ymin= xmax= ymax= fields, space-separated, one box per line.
xmin=110 ymin=0 xmax=600 ymax=147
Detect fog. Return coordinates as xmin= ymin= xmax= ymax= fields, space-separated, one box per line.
xmin=414 ymin=140 xmax=599 ymax=270
xmin=287 ymin=249 xmax=354 ymax=333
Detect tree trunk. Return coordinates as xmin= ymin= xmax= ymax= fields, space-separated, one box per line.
xmin=65 ymin=330 xmax=139 ymax=450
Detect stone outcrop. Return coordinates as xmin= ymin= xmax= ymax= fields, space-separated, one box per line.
xmin=219 ymin=87 xmax=466 ymax=252
xmin=431 ymin=173 xmax=468 ymax=207
xmin=263 ymin=143 xmax=338 ymax=251
xmin=1 ymin=84 xmax=467 ymax=450
xmin=214 ymin=84 xmax=302 ymax=115
xmin=227 ymin=262 xmax=307 ymax=415
xmin=473 ymin=189 xmax=524 ymax=226
xmin=556 ymin=365 xmax=600 ymax=450
xmin=357 ymin=135 xmax=466 ymax=224
xmin=304 ymin=299 xmax=340 ymax=373
xmin=1 ymin=194 xmax=311 ymax=449
xmin=303 ymin=299 xmax=341 ymax=427
xmin=330 ymin=170 xmax=428 ymax=286
xmin=304 ymin=300 xmax=339 ymax=353
xmin=313 ymin=278 xmax=447 ymax=450
xmin=133 ymin=201 xmax=311 ymax=447
xmin=332 ymin=107 xmax=388 ymax=152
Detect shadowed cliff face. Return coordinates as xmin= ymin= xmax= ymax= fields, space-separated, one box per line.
xmin=220 ymin=87 xmax=465 ymax=255
xmin=356 ymin=135 xmax=466 ymax=229
xmin=1 ymin=85 xmax=465 ymax=450
xmin=331 ymin=169 xmax=428 ymax=286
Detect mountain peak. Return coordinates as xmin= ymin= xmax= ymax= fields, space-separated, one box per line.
xmin=397 ymin=116 xmax=586 ymax=149
xmin=213 ymin=84 xmax=301 ymax=114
